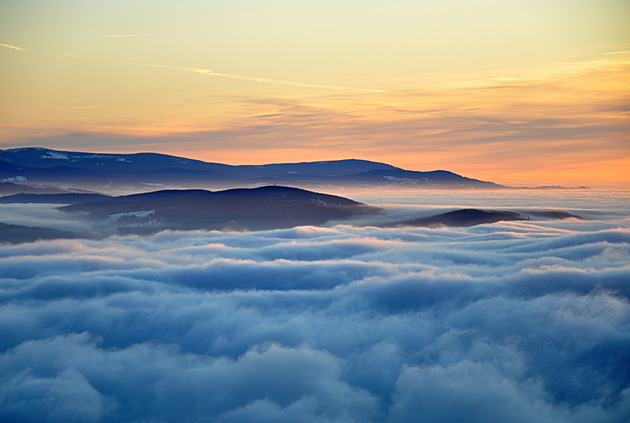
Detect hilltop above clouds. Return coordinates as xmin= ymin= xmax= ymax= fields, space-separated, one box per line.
xmin=0 ymin=185 xmax=586 ymax=242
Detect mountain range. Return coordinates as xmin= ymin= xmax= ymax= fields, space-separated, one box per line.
xmin=0 ymin=147 xmax=502 ymax=192
xmin=3 ymin=147 xmax=585 ymax=242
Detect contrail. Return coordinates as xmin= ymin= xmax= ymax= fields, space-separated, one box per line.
xmin=135 ymin=63 xmax=384 ymax=93
xmin=599 ymin=50 xmax=630 ymax=56
xmin=106 ymin=34 xmax=152 ymax=38
xmin=0 ymin=43 xmax=28 ymax=52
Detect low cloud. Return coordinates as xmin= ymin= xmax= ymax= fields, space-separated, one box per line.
xmin=1 ymin=200 xmax=629 ymax=422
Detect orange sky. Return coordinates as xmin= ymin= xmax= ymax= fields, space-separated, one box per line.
xmin=1 ymin=1 xmax=629 ymax=186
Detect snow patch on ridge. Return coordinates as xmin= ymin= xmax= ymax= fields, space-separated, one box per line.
xmin=42 ymin=152 xmax=69 ymax=160
xmin=1 ymin=176 xmax=27 ymax=183
xmin=107 ymin=210 xmax=155 ymax=222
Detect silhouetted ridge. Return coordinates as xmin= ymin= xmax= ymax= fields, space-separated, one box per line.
xmin=395 ymin=209 xmax=524 ymax=227
xmin=0 ymin=147 xmax=503 ymax=190
xmin=0 ymin=193 xmax=111 ymax=204
xmin=61 ymin=185 xmax=378 ymax=233
xmin=0 ymin=222 xmax=81 ymax=243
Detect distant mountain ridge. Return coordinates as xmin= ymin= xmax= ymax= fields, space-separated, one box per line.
xmin=0 ymin=147 xmax=502 ymax=191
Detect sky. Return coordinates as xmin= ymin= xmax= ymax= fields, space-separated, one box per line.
xmin=1 ymin=190 xmax=629 ymax=422
xmin=1 ymin=0 xmax=629 ymax=185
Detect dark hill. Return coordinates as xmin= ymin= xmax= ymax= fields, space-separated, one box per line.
xmin=60 ymin=185 xmax=380 ymax=233
xmin=394 ymin=209 xmax=525 ymax=227
xmin=0 ymin=222 xmax=82 ymax=244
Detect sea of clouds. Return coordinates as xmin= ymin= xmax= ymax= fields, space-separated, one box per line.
xmin=1 ymin=190 xmax=629 ymax=422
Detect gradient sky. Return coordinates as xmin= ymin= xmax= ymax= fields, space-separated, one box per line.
xmin=1 ymin=0 xmax=629 ymax=185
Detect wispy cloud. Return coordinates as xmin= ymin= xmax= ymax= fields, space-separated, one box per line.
xmin=106 ymin=34 xmax=152 ymax=38
xmin=135 ymin=63 xmax=384 ymax=93
xmin=0 ymin=43 xmax=28 ymax=52
xmin=599 ymin=50 xmax=630 ymax=56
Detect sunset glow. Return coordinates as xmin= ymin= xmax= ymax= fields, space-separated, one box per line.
xmin=2 ymin=3 xmax=630 ymax=421
xmin=1 ymin=0 xmax=629 ymax=185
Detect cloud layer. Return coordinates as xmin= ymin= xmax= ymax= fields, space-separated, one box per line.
xmin=1 ymin=195 xmax=629 ymax=422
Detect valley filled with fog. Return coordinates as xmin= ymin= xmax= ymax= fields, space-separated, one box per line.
xmin=1 ymin=189 xmax=629 ymax=422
